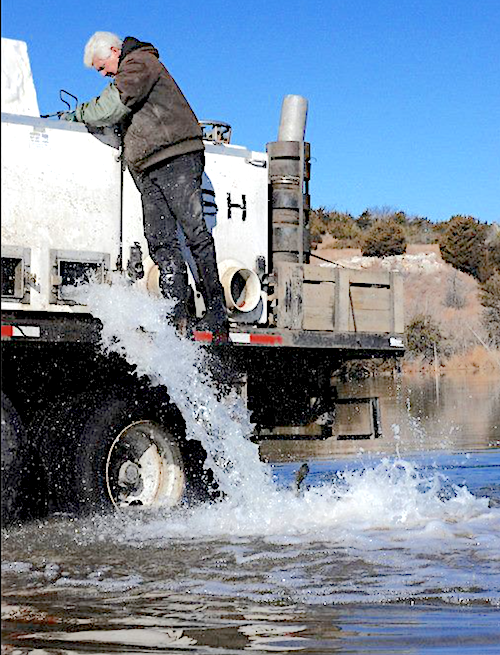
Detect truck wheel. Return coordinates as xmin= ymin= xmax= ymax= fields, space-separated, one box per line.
xmin=35 ymin=386 xmax=215 ymax=515
xmin=1 ymin=392 xmax=27 ymax=524
xmin=105 ymin=419 xmax=185 ymax=509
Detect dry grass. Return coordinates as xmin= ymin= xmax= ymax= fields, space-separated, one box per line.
xmin=403 ymin=267 xmax=484 ymax=350
xmin=403 ymin=346 xmax=500 ymax=375
xmin=399 ymin=260 xmax=500 ymax=373
xmin=445 ymin=346 xmax=500 ymax=373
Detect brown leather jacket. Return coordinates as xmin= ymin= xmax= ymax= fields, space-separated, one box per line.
xmin=115 ymin=37 xmax=204 ymax=173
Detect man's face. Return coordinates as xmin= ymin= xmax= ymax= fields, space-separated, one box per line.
xmin=93 ymin=46 xmax=120 ymax=77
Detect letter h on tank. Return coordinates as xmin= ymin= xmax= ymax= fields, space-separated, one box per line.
xmin=227 ymin=192 xmax=246 ymax=221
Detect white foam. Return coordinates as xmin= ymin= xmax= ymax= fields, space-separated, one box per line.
xmin=1 ymin=561 xmax=33 ymax=573
xmin=94 ymin=457 xmax=493 ymax=548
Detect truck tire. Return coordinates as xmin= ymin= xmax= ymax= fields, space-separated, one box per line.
xmin=1 ymin=392 xmax=28 ymax=524
xmin=35 ymin=385 xmax=217 ymax=515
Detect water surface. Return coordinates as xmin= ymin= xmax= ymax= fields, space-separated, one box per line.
xmin=2 ymin=281 xmax=499 ymax=654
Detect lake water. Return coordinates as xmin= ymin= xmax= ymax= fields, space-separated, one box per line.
xmin=2 ymin=282 xmax=500 ymax=654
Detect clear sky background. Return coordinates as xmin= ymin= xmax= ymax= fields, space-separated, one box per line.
xmin=2 ymin=0 xmax=499 ymax=224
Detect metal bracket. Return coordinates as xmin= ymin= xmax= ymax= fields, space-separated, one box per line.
xmin=25 ymin=272 xmax=40 ymax=293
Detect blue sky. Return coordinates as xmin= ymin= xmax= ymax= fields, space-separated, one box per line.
xmin=2 ymin=0 xmax=499 ymax=224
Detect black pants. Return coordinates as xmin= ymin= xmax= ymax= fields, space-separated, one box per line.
xmin=138 ymin=151 xmax=223 ymax=320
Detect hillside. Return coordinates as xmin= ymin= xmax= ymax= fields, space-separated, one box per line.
xmin=313 ymin=239 xmax=500 ymax=375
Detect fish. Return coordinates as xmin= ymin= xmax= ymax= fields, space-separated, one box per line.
xmin=294 ymin=462 xmax=310 ymax=495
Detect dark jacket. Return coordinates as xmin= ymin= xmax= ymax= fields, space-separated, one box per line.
xmin=115 ymin=36 xmax=204 ymax=173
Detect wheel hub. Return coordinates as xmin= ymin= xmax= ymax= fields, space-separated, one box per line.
xmin=105 ymin=420 xmax=185 ymax=509
xmin=119 ymin=461 xmax=141 ymax=485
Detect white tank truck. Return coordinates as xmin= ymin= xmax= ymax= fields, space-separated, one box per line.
xmin=1 ymin=38 xmax=405 ymax=523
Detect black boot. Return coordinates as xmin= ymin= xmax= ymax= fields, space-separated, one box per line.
xmin=194 ymin=261 xmax=229 ymax=344
xmin=195 ymin=296 xmax=229 ymax=343
xmin=158 ymin=262 xmax=189 ymax=336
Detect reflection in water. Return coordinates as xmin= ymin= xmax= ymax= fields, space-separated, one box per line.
xmin=260 ymin=374 xmax=500 ymax=462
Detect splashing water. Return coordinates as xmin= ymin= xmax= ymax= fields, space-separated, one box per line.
xmin=75 ymin=276 xmax=272 ymax=502
xmin=75 ymin=278 xmax=497 ymax=551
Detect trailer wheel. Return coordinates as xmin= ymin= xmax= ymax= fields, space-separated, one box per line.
xmin=35 ymin=386 xmax=217 ymax=515
xmin=1 ymin=393 xmax=28 ymax=524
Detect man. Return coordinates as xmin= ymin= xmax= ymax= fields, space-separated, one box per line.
xmin=61 ymin=31 xmax=229 ymax=342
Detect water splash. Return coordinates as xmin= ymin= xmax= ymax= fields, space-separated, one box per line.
xmin=85 ymin=456 xmax=493 ymax=549
xmin=75 ymin=275 xmax=271 ymax=502
xmin=75 ymin=278 xmax=496 ymax=550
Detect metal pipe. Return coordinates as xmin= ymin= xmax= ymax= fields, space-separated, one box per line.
xmin=278 ymin=95 xmax=308 ymax=142
xmin=267 ymin=95 xmax=310 ymax=267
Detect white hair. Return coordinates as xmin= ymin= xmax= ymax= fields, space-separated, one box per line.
xmin=83 ymin=31 xmax=123 ymax=68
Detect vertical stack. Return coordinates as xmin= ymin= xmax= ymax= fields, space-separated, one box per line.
xmin=267 ymin=95 xmax=311 ymax=266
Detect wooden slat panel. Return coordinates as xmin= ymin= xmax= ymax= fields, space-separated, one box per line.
xmin=303 ymin=281 xmax=335 ymax=330
xmin=350 ymin=279 xmax=392 ymax=332
xmin=350 ymin=286 xmax=391 ymax=311
xmin=348 ymin=269 xmax=391 ymax=286
xmin=349 ymin=308 xmax=392 ymax=332
xmin=335 ymin=268 xmax=350 ymax=331
xmin=274 ymin=262 xmax=401 ymax=335
xmin=303 ymin=264 xmax=337 ymax=282
xmin=276 ymin=262 xmax=303 ymax=329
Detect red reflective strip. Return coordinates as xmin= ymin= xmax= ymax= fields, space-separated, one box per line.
xmin=249 ymin=334 xmax=283 ymax=345
xmin=192 ymin=330 xmax=213 ymax=343
xmin=1 ymin=325 xmax=14 ymax=337
xmin=193 ymin=330 xmax=283 ymax=346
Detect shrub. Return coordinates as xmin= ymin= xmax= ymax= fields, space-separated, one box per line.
xmin=444 ymin=273 xmax=467 ymax=309
xmin=440 ymin=215 xmax=489 ymax=280
xmin=309 ymin=207 xmax=330 ymax=247
xmin=325 ymin=211 xmax=361 ymax=242
xmin=356 ymin=209 xmax=374 ymax=231
xmin=480 ymin=271 xmax=500 ymax=346
xmin=406 ymin=314 xmax=444 ymax=361
xmin=482 ymin=225 xmax=500 ymax=281
xmin=309 ymin=209 xmax=362 ymax=248
xmin=405 ymin=215 xmax=439 ymax=244
xmin=361 ymin=217 xmax=407 ymax=257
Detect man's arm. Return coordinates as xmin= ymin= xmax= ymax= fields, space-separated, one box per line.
xmin=60 ymin=83 xmax=131 ymax=127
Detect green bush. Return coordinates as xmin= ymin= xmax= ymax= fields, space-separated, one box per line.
xmin=482 ymin=225 xmax=500 ymax=281
xmin=406 ymin=314 xmax=444 ymax=361
xmin=440 ymin=215 xmax=489 ymax=281
xmin=480 ymin=271 xmax=500 ymax=346
xmin=309 ymin=207 xmax=329 ymax=245
xmin=405 ymin=216 xmax=439 ymax=244
xmin=355 ymin=209 xmax=375 ymax=231
xmin=309 ymin=209 xmax=498 ymax=278
xmin=325 ymin=211 xmax=361 ymax=242
xmin=361 ymin=218 xmax=407 ymax=257
xmin=309 ymin=208 xmax=362 ymax=248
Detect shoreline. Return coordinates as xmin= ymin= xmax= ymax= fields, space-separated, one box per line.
xmin=402 ymin=345 xmax=500 ymax=377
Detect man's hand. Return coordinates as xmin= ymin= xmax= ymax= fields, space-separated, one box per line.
xmin=57 ymin=111 xmax=77 ymax=121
